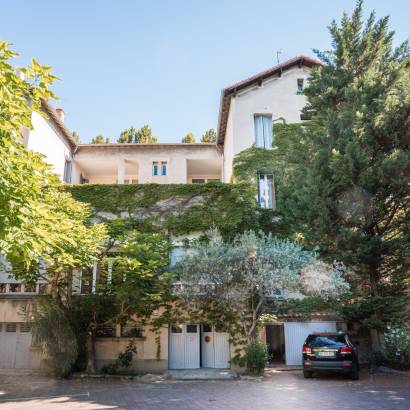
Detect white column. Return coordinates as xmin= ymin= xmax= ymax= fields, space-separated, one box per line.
xmin=117 ymin=158 xmax=125 ymax=184
xmin=92 ymin=262 xmax=97 ymax=293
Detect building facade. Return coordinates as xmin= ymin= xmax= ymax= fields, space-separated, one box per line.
xmin=0 ymin=56 xmax=343 ymax=373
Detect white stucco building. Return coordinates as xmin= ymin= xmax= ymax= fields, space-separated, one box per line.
xmin=1 ymin=56 xmax=342 ymax=372
xmin=24 ymin=55 xmax=321 ymax=192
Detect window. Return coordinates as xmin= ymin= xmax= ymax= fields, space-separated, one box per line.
xmin=202 ymin=324 xmax=212 ymax=333
xmin=254 ymin=115 xmax=272 ymax=148
xmin=186 ymin=324 xmax=198 ymax=333
xmin=121 ymin=324 xmax=143 ymax=338
xmin=297 ymin=78 xmax=304 ymax=94
xmin=161 ymin=161 xmax=167 ymax=176
xmin=96 ymin=324 xmax=116 ymax=338
xmin=258 ymin=173 xmax=275 ymax=209
xmin=131 ymin=179 xmax=138 ymax=184
xmin=63 ymin=160 xmax=72 ymax=183
xmin=192 ymin=179 xmax=205 ymax=184
xmin=171 ymin=324 xmax=183 ymax=334
xmin=153 ymin=161 xmax=167 ymax=176
xmin=9 ymin=283 xmax=21 ymax=293
xmin=6 ymin=323 xmax=17 ymax=332
xmin=20 ymin=324 xmax=31 ymax=333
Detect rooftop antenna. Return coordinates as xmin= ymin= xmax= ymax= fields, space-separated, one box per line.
xmin=276 ymin=49 xmax=283 ymax=65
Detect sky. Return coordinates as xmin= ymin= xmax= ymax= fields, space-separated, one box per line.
xmin=2 ymin=0 xmax=409 ymax=143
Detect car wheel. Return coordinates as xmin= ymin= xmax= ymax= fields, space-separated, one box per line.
xmin=303 ymin=370 xmax=313 ymax=379
xmin=350 ymin=364 xmax=360 ymax=380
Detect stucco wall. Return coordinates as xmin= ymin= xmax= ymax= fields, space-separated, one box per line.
xmin=223 ymin=66 xmax=311 ymax=181
xmin=74 ymin=145 xmax=221 ymax=184
xmin=25 ymin=111 xmax=72 ymax=181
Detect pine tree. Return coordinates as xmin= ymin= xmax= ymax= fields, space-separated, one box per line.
xmin=201 ymin=128 xmax=217 ymax=143
xmin=182 ymin=132 xmax=195 ymax=143
xmin=91 ymin=134 xmax=110 ymax=144
xmin=117 ymin=125 xmax=157 ymax=143
xmin=276 ymin=1 xmax=410 ymax=352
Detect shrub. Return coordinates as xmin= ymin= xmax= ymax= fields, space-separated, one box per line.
xmin=101 ymin=341 xmax=137 ymax=374
xmin=30 ymin=300 xmax=78 ymax=377
xmin=384 ymin=326 xmax=410 ymax=370
xmin=245 ymin=339 xmax=268 ymax=376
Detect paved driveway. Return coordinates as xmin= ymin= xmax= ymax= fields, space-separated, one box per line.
xmin=0 ymin=370 xmax=409 ymax=410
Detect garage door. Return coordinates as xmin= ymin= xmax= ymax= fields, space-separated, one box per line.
xmin=169 ymin=324 xmax=200 ymax=369
xmin=201 ymin=325 xmax=230 ymax=368
xmin=0 ymin=323 xmax=32 ymax=368
xmin=284 ymin=321 xmax=337 ymax=365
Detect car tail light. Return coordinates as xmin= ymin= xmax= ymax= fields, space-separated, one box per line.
xmin=302 ymin=345 xmax=312 ymax=354
xmin=339 ymin=345 xmax=353 ymax=354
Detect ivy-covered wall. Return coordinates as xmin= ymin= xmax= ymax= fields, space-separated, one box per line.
xmin=65 ymin=182 xmax=260 ymax=240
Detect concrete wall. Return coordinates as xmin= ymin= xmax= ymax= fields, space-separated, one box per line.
xmin=223 ymin=66 xmax=311 ymax=182
xmin=25 ymin=111 xmax=73 ymax=181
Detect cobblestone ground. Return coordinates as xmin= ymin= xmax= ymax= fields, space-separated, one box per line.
xmin=0 ymin=370 xmax=409 ymax=410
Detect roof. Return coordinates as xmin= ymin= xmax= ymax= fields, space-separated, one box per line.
xmin=77 ymin=143 xmax=218 ymax=149
xmin=216 ymin=55 xmax=323 ymax=145
xmin=41 ymin=100 xmax=77 ymax=151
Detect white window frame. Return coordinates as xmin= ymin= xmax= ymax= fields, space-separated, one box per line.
xmin=254 ymin=114 xmax=273 ymax=148
xmin=258 ymin=173 xmax=276 ymax=209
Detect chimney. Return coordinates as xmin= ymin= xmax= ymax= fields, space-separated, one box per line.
xmin=55 ymin=108 xmax=65 ymax=123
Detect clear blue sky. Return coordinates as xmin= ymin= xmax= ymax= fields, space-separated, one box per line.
xmin=2 ymin=0 xmax=409 ymax=143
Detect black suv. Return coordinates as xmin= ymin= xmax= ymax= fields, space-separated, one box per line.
xmin=302 ymin=332 xmax=359 ymax=380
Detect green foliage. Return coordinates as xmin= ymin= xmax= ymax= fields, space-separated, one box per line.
xmin=65 ymin=182 xmax=259 ymax=240
xmin=71 ymin=131 xmax=80 ymax=144
xmin=267 ymin=1 xmax=410 ymax=349
xmin=181 ymin=132 xmax=195 ymax=143
xmin=200 ymin=128 xmax=216 ymax=143
xmin=270 ymin=296 xmax=339 ymax=320
xmin=100 ymin=341 xmax=137 ymax=374
xmin=91 ymin=134 xmax=110 ymax=144
xmin=117 ymin=125 xmax=157 ymax=144
xmin=0 ymin=42 xmax=107 ymax=275
xmin=177 ymin=231 xmax=348 ymax=345
xmin=383 ymin=326 xmax=410 ymax=370
xmin=0 ymin=41 xmax=57 ymax=142
xmin=245 ymin=339 xmax=268 ymax=376
xmin=30 ymin=300 xmax=77 ymax=377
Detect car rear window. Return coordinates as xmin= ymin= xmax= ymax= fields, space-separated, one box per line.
xmin=306 ymin=335 xmax=346 ymax=348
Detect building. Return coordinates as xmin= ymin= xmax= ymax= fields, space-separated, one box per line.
xmin=0 ymin=56 xmax=343 ymax=372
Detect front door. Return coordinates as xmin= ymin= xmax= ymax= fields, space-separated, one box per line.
xmin=169 ymin=324 xmax=200 ymax=369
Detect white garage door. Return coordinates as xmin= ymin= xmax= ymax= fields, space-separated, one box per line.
xmin=0 ymin=323 xmax=32 ymax=368
xmin=169 ymin=324 xmax=200 ymax=369
xmin=201 ymin=325 xmax=230 ymax=369
xmin=284 ymin=321 xmax=337 ymax=365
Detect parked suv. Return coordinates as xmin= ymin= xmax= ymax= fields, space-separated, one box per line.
xmin=302 ymin=332 xmax=359 ymax=380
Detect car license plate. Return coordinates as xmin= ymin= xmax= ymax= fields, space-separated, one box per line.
xmin=317 ymin=351 xmax=335 ymax=357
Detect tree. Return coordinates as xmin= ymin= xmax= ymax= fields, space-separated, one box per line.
xmin=91 ymin=134 xmax=110 ymax=144
xmin=136 ymin=124 xmax=157 ymax=143
xmin=177 ymin=231 xmax=348 ymax=343
xmin=0 ymin=41 xmax=107 ymax=283
xmin=117 ymin=125 xmax=157 ymax=144
xmin=182 ymin=132 xmax=196 ymax=143
xmin=272 ymin=1 xmax=410 ymax=352
xmin=201 ymin=128 xmax=217 ymax=143
xmin=71 ymin=131 xmax=80 ymax=144
xmin=117 ymin=126 xmax=137 ymax=143
xmin=69 ymin=231 xmax=173 ymax=373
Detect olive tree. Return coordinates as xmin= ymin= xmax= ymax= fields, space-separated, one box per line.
xmin=177 ymin=231 xmax=349 ymax=342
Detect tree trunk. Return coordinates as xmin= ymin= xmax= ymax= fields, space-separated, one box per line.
xmin=85 ymin=326 xmax=96 ymax=373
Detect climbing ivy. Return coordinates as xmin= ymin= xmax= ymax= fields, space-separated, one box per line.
xmin=65 ymin=182 xmax=259 ymax=240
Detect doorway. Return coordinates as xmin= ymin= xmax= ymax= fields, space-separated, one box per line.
xmin=265 ymin=324 xmax=285 ymax=363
